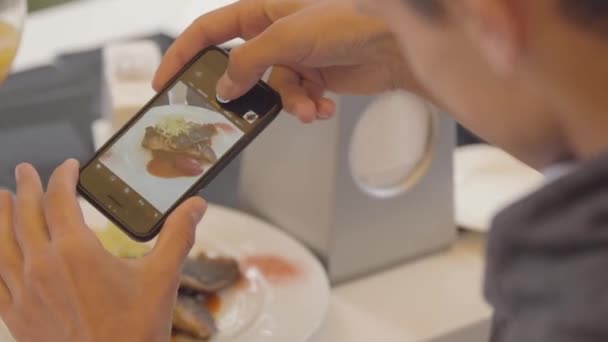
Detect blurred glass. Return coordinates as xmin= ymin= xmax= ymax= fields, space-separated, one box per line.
xmin=0 ymin=0 xmax=26 ymax=83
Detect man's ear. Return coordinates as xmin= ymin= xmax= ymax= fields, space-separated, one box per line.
xmin=460 ymin=0 xmax=525 ymax=76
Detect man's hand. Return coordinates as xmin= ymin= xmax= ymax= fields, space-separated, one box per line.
xmin=153 ymin=0 xmax=416 ymax=123
xmin=0 ymin=160 xmax=206 ymax=342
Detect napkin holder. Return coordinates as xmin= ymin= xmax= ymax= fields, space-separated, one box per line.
xmin=239 ymin=91 xmax=456 ymax=284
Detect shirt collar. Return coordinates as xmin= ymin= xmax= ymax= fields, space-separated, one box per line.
xmin=543 ymin=161 xmax=578 ymax=183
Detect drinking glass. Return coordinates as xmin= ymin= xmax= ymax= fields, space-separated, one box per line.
xmin=0 ymin=0 xmax=26 ymax=83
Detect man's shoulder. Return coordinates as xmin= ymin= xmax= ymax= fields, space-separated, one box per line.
xmin=492 ymin=152 xmax=608 ymax=239
xmin=485 ymin=152 xmax=608 ymax=342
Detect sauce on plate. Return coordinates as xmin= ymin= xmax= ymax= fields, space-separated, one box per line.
xmin=205 ymin=293 xmax=222 ymax=316
xmin=147 ymin=151 xmax=204 ymax=178
xmin=241 ymin=254 xmax=303 ymax=284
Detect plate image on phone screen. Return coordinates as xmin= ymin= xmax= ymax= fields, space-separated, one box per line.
xmin=78 ymin=47 xmax=281 ymax=241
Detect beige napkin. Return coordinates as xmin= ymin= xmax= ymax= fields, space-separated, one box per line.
xmin=454 ymin=144 xmax=544 ymax=232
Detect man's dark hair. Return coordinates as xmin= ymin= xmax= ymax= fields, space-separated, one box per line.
xmin=561 ymin=0 xmax=608 ymax=30
xmin=408 ymin=0 xmax=608 ymax=31
xmin=407 ymin=0 xmax=445 ymax=19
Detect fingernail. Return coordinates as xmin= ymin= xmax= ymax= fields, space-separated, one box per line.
xmin=14 ymin=164 xmax=25 ymax=183
xmin=65 ymin=158 xmax=80 ymax=170
xmin=317 ymin=112 xmax=331 ymax=120
xmin=216 ymin=94 xmax=231 ymax=104
xmin=190 ymin=199 xmax=207 ymax=224
xmin=216 ymin=74 xmax=238 ymax=101
xmin=65 ymin=159 xmax=81 ymax=180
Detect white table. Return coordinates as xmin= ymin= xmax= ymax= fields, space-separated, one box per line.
xmin=14 ymin=0 xmax=234 ymax=72
xmin=12 ymin=1 xmax=493 ymax=341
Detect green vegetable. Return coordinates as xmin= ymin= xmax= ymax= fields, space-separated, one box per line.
xmin=157 ymin=116 xmax=191 ymax=137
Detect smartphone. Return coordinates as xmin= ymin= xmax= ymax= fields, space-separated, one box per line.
xmin=78 ymin=46 xmax=282 ymax=241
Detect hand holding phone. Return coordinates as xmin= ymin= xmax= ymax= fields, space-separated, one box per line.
xmin=78 ymin=47 xmax=282 ymax=241
xmin=0 ymin=161 xmax=207 ymax=342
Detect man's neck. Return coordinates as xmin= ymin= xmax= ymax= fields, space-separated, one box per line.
xmin=560 ymin=112 xmax=608 ymax=163
xmin=543 ymin=161 xmax=578 ymax=182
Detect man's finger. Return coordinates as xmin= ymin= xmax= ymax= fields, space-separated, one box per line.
xmin=43 ymin=159 xmax=87 ymax=240
xmin=215 ymin=16 xmax=316 ymax=101
xmin=0 ymin=190 xmax=20 ymax=301
xmin=14 ymin=164 xmax=49 ymax=257
xmin=214 ymin=1 xmax=363 ymax=101
xmin=0 ymin=277 xmax=10 ymax=311
xmin=153 ymin=0 xmax=311 ymax=91
xmin=301 ymin=79 xmax=336 ymax=120
xmin=153 ymin=1 xmax=274 ymax=91
xmin=315 ymin=97 xmax=337 ymax=120
xmin=268 ymin=67 xmax=317 ymax=122
xmin=148 ymin=197 xmax=207 ymax=273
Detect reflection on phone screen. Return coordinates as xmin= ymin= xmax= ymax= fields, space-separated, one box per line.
xmin=79 ymin=57 xmax=267 ymax=237
xmin=101 ymin=80 xmax=253 ymax=213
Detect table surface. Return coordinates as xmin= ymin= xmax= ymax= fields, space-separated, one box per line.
xmin=11 ymin=1 xmax=493 ymax=341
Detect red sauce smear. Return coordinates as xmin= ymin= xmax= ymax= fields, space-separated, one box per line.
xmin=147 ymin=151 xmax=204 ymax=179
xmin=241 ymin=254 xmax=303 ymax=284
xmin=205 ymin=293 xmax=222 ymax=316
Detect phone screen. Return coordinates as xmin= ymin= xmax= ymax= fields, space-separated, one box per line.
xmin=79 ymin=48 xmax=281 ymax=240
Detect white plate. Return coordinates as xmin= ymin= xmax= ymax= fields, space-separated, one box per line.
xmin=102 ymin=104 xmax=243 ymax=212
xmin=0 ymin=200 xmax=330 ymax=342
xmin=454 ymin=144 xmax=544 ymax=232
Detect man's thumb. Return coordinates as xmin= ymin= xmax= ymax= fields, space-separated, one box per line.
xmin=151 ymin=197 xmax=207 ymax=272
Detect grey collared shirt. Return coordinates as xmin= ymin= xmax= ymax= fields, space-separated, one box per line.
xmin=485 ymin=154 xmax=608 ymax=342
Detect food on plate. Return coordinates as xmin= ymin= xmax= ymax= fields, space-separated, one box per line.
xmin=143 ymin=117 xmax=218 ymax=161
xmin=173 ymin=295 xmax=218 ymax=340
xmin=180 ymin=254 xmax=241 ymax=294
xmin=242 ymin=254 xmax=303 ymax=284
xmin=95 ymin=224 xmax=242 ymax=341
xmin=173 ymin=252 xmax=242 ymax=341
xmin=95 ymin=224 xmax=151 ymax=258
xmin=142 ymin=116 xmax=219 ymax=178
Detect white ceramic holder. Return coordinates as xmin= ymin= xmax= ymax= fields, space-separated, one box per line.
xmin=239 ymin=91 xmax=457 ymax=284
